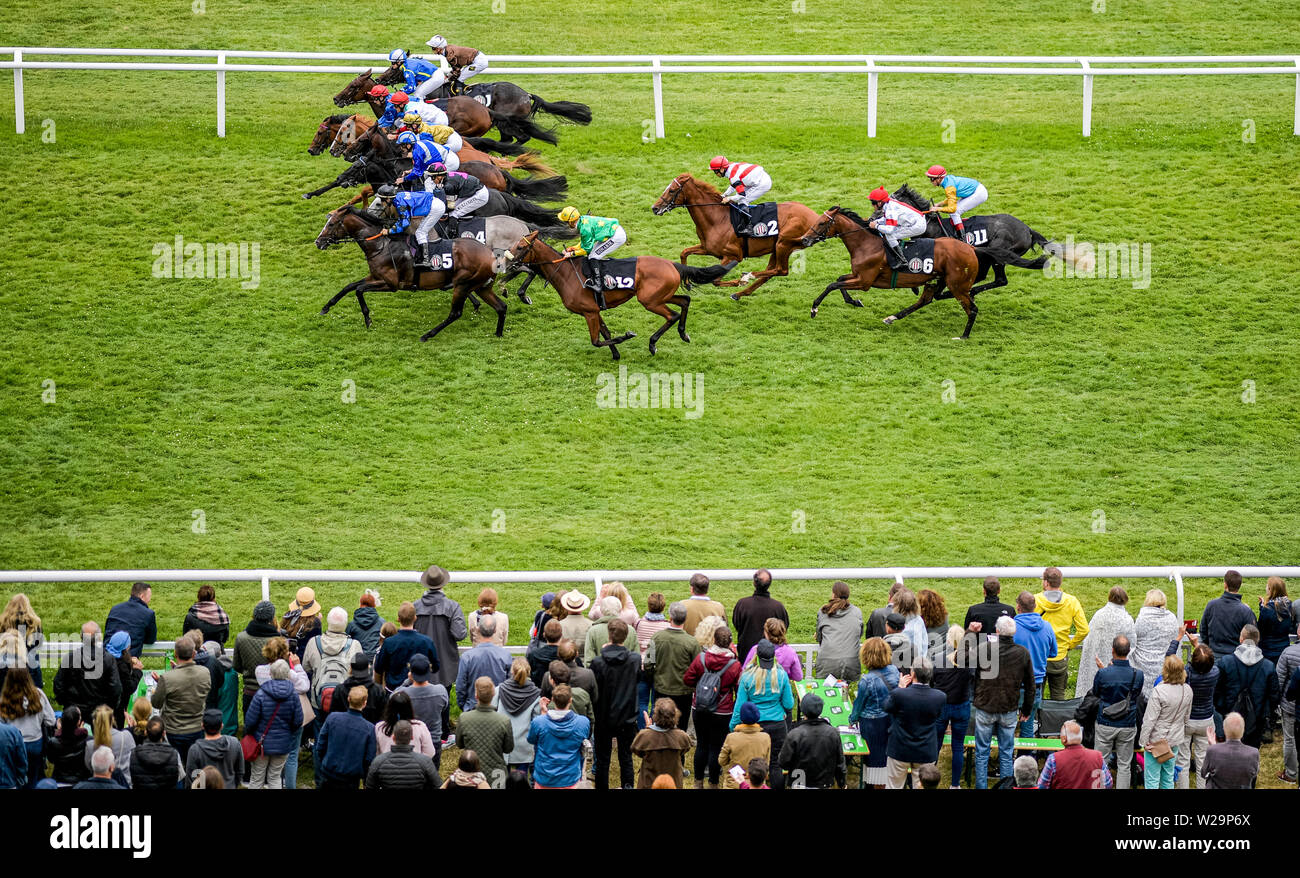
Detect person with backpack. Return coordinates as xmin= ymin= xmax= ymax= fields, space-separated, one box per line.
xmin=1214 ymin=624 xmax=1280 ymax=748
xmin=303 ymin=608 xmax=364 ymax=715
xmin=682 ymin=624 xmax=742 ymax=789
xmin=327 ymin=653 xmax=389 ymax=724
xmin=1087 ymin=634 xmax=1145 ymax=789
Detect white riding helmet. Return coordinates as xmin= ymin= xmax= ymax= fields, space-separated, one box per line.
xmin=426 ymin=35 xmax=448 ymax=49
xmin=388 ymin=49 xmax=407 ymax=63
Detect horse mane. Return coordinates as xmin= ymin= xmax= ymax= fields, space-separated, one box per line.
xmin=891 ymin=184 xmax=932 ymax=211
xmin=838 ymin=208 xmax=872 ymax=228
xmin=326 ymin=113 xmax=350 ymax=125
xmin=685 ymin=175 xmax=723 ymax=199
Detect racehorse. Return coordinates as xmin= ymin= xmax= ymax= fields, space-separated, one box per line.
xmin=315 ymin=207 xmax=508 ymax=340
xmin=420 ymin=78 xmax=593 ymax=129
xmin=501 ymin=231 xmax=737 ymax=359
xmin=370 ymin=67 xmax=560 ymax=145
xmin=339 ymin=119 xmax=559 ymax=179
xmin=799 ymin=207 xmax=983 ymax=340
xmin=651 ymin=174 xmax=818 ymax=300
xmin=333 ymin=70 xmax=494 ymax=138
xmin=308 ymin=114 xmax=351 ymax=155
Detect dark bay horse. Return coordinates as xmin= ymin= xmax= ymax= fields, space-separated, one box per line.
xmin=333 ymin=70 xmax=494 ymax=137
xmin=371 ymin=66 xmax=559 ymax=145
xmin=315 ymin=207 xmax=507 ymax=340
xmin=340 ymin=120 xmax=560 ymax=180
xmin=652 ymin=174 xmax=817 ymax=300
xmin=800 ymin=207 xmax=983 ymax=339
xmin=421 ymin=77 xmax=593 ymax=129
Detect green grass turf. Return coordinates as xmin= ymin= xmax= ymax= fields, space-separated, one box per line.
xmin=1 ymin=0 xmax=1298 ymax=786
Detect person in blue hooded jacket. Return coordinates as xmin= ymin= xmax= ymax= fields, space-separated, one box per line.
xmin=1012 ymin=591 xmax=1056 ymax=737
xmin=527 ymin=684 xmax=590 ymax=788
xmin=1200 ymin=570 xmax=1257 ymax=660
xmin=243 ymin=659 xmax=303 ymax=789
xmin=347 ymin=591 xmax=387 ymax=658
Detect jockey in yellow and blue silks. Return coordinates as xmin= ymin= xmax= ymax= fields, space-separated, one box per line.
xmin=925 ymin=165 xmax=988 ymax=235
xmin=401 ymin=114 xmax=464 ymax=155
xmin=388 ymin=49 xmax=441 ymax=100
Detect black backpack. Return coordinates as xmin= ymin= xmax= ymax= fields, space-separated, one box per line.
xmin=694 ymin=654 xmax=737 ymax=712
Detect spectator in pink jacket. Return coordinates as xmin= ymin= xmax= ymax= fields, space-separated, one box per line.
xmin=741 ymin=618 xmax=804 ymax=682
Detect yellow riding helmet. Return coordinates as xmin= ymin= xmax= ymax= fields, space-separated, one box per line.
xmin=558 ymin=206 xmax=580 ymax=224
xmin=402 ymin=112 xmax=422 ymax=128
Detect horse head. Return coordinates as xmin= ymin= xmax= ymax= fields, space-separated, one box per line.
xmin=334 ymin=69 xmax=374 ymax=108
xmin=652 ymin=173 xmax=693 ymax=215
xmin=891 ymin=183 xmax=932 ymax=212
xmin=315 ymin=208 xmax=352 ymax=249
xmin=308 ymin=115 xmax=343 ymax=155
xmin=329 ymin=116 xmax=360 ymax=158
xmin=799 ymin=206 xmax=842 ymax=247
xmin=374 ymin=63 xmax=404 ymax=87
xmin=502 ymin=230 xmax=541 ymax=269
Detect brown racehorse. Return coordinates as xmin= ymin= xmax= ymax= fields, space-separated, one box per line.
xmin=315 ymin=207 xmax=507 ymax=341
xmin=340 ymin=119 xmax=558 ymax=177
xmin=373 ymin=65 xmax=560 ymax=145
xmin=308 ymin=114 xmax=351 ymax=155
xmin=501 ymin=231 xmax=736 ymax=359
xmin=332 ymin=70 xmax=493 ymax=137
xmin=799 ymin=207 xmax=982 ymax=339
xmin=651 ymin=174 xmax=818 ymax=300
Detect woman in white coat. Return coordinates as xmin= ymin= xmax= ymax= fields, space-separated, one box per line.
xmin=1075 ymin=586 xmax=1137 ymax=696
xmin=1132 ymin=589 xmax=1183 ymax=697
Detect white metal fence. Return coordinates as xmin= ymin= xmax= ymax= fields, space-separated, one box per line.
xmin=3 ymin=48 xmax=1299 ymax=139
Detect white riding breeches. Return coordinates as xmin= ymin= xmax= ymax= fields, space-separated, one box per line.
xmin=590 ymin=226 xmax=628 ymax=259
xmin=413 ymin=69 xmax=448 ymax=100
xmin=881 ymin=214 xmax=927 ymax=246
xmin=441 ymin=131 xmax=464 ymax=154
xmin=414 ymin=206 xmax=445 ymax=244
xmin=952 ymin=183 xmax=988 ymax=225
xmin=449 ymin=187 xmax=490 ymax=218
xmin=458 ymin=53 xmax=489 ymax=82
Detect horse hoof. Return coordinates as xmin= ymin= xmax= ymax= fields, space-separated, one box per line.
xmin=519 ymin=294 xmax=532 ymax=305
xmin=952 ymin=336 xmax=967 ymax=342
xmin=883 ymin=316 xmax=896 ymax=325
xmin=648 ymin=344 xmax=657 ymax=355
xmin=680 ymin=333 xmax=690 ymax=344
xmin=729 ymin=293 xmax=741 ymax=302
xmin=319 ymin=308 xmax=329 ymax=317
xmin=849 ymin=299 xmax=863 ymax=308
xmin=810 ymin=307 xmax=818 ymax=318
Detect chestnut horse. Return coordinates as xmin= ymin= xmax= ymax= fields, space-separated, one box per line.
xmin=308 ymin=114 xmax=351 ymax=155
xmin=800 ymin=207 xmax=982 ymax=339
xmin=501 ymin=231 xmax=736 ymax=359
xmin=340 ymin=119 xmax=559 ymax=178
xmin=651 ymin=174 xmax=817 ymax=300
xmin=333 ymin=70 xmax=493 ymax=137
xmin=315 ymin=207 xmax=507 ymax=340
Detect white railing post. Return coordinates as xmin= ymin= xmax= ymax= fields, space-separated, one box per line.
xmin=893 ymin=570 xmax=905 ymax=586
xmin=13 ymin=49 xmax=23 ymax=134
xmin=1169 ymin=567 xmax=1185 ymax=624
xmin=592 ymin=574 xmax=604 ymax=598
xmin=216 ymin=51 xmax=226 ymax=138
xmin=866 ymin=57 xmax=878 ymax=139
xmin=1080 ymin=59 xmax=1093 ymax=137
xmin=651 ymin=57 xmax=664 ymax=140
xmin=260 ymin=572 xmax=270 ymax=602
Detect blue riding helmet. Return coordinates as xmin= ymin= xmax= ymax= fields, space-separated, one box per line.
xmin=388 ymin=49 xmax=407 ymax=63
xmin=396 ymin=131 xmax=418 ymax=145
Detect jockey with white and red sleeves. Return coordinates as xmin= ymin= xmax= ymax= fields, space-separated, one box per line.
xmin=708 ymin=156 xmax=772 ymax=206
xmin=867 ymin=186 xmax=928 ymax=264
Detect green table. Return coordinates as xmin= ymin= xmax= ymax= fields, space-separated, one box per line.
xmin=943 ymin=734 xmax=1064 ymax=787
xmin=794 ymin=679 xmax=870 ymax=787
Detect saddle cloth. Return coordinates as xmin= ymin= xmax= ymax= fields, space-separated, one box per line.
xmin=728 ymin=201 xmax=780 ymax=238
xmin=454 ymin=217 xmax=489 ymax=244
xmin=579 ymin=256 xmax=639 ymax=291
xmin=432 ymin=84 xmax=493 ymax=108
xmin=936 ymin=214 xmax=992 ymax=248
xmin=883 ymin=236 xmax=936 ymax=272
xmin=410 ymin=238 xmax=456 ymax=273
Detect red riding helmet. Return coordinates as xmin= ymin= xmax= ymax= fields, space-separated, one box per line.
xmin=868 ymin=186 xmax=890 ymax=203
xmin=368 ymin=85 xmax=391 ymax=98
xmin=709 ymin=156 xmax=729 ymax=172
xmin=926 ymin=165 xmax=946 ymax=178
xmin=390 ymin=92 xmax=410 ymax=105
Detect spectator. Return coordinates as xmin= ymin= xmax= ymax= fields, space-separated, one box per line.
xmin=732 ymin=569 xmax=790 ymax=663
xmin=185 ymin=708 xmax=243 ymax=789
xmin=53 ymin=621 xmax=122 ymax=722
xmin=732 ymin=640 xmax=795 ymax=790
xmin=1200 ymin=570 xmax=1257 ymax=660
xmin=0 ymin=721 xmax=25 ymax=790
xmin=1033 ymin=568 xmax=1089 ymax=700
xmin=200 ymin=639 xmax=239 ymax=735
xmin=1140 ymin=655 xmax=1194 ymax=789
xmin=883 ymin=656 xmax=947 ymax=789
xmin=1036 ymin=720 xmax=1111 ymax=789
xmin=1178 ymin=644 xmax=1219 ymax=789
xmin=374 ymin=601 xmax=438 ymax=691
xmin=652 ymin=774 xmax=677 ymax=789
xmin=684 ymin=625 xmax=743 ymax=789
xmin=327 ymin=652 xmax=389 ymax=724
xmin=719 ymin=702 xmax=770 ymax=789
xmin=0 ymin=593 xmax=45 ymax=688
xmin=365 ymin=719 xmax=440 ymax=790
xmin=634 ymin=592 xmax=670 ymax=729
xmin=682 ymin=573 xmax=725 ymax=636
xmin=441 ymin=749 xmax=492 ymax=789
xmin=962 ymin=577 xmax=1014 ymax=639
xmin=780 ymin=693 xmax=846 ymax=789
xmin=0 ymin=656 xmax=53 ymax=788
xmin=396 ymin=654 xmax=449 ymax=757
xmin=413 ymin=565 xmax=467 ymax=745
xmin=918 ymin=764 xmax=942 ymax=789
xmin=815 ymin=581 xmax=864 ymax=682
xmin=1257 ymin=576 xmax=1293 ymax=665
xmin=972 ymin=616 xmax=1035 ymax=789
xmin=455 ymin=677 xmax=514 ymax=787
xmin=528 ymin=592 xmax=557 ymax=645
xmin=83 ymin=704 xmax=133 ymax=787
xmin=693 ymin=613 xmax=729 ymax=655
xmin=883 ymin=613 xmax=913 ymax=669
xmin=526 ymin=619 xmax=563 ymax=687
xmin=105 ymin=631 xmax=144 ymax=729
xmin=553 ymin=590 xmax=593 ymax=646
xmin=644 ymin=601 xmax=700 ymax=731
xmin=281 ymin=587 xmax=323 ymax=661
xmin=740 ymin=618 xmax=804 ymax=682
xmin=917 ymin=588 xmax=950 ymax=657
xmin=233 ymin=600 xmax=280 ymax=716
xmin=244 ymin=659 xmax=303 ymax=789
xmin=1276 ymin=616 xmax=1300 ymax=784
xmin=555 ymin=640 xmax=598 ymax=700
xmin=374 ymin=690 xmax=437 ymax=757
xmin=255 ymin=637 xmax=312 ymax=788
xmin=1075 ymin=586 xmax=1137 ymax=696
xmin=589 ymin=619 xmax=641 ymax=791
xmin=587 ymin=581 xmax=640 ymax=628
xmin=316 ymin=685 xmax=377 ymax=789
xmin=1214 ymin=624 xmax=1279 ymax=748
xmin=932 ymin=625 xmax=976 ymax=788
xmin=542 ymin=661 xmax=594 ymax=729
xmin=894 ymin=588 xmax=928 ymax=658
xmin=849 ymin=637 xmax=900 ymax=789
xmin=150 ymin=636 xmax=211 ymax=762
xmin=129 ymin=698 xmax=152 ymax=746
xmin=495 ymin=658 xmax=544 ymax=778
xmin=75 ymin=746 xmax=127 ymax=789
xmin=346 ymin=590 xmax=387 ymax=658
xmin=1133 ymin=588 xmax=1183 ymax=697
xmin=1012 ymin=591 xmax=1056 ymax=736
xmin=505 ymin=770 xmax=531 ymax=790
xmin=303 ymin=606 xmax=363 ymax=710
xmin=1201 ymin=711 xmax=1259 ymax=789
xmin=1287 ymin=668 xmax=1300 ymax=785
xmin=194 ymin=766 xmax=224 ymax=789
xmin=129 ymin=717 xmax=183 ymax=790
xmin=105 ymin=581 xmax=157 ymax=656
xmin=585 ymin=596 xmax=625 ymax=664
xmin=376 ymin=621 xmax=397 ymax=656
xmin=467 ymin=587 xmax=509 ymax=646
xmin=631 ymin=698 xmax=692 ymax=789
xmin=182 ymin=585 xmax=231 ymax=646
xmin=1088 ymin=634 xmax=1144 ymax=789
xmin=740 ymin=757 xmax=770 ymax=789
xmin=1012 ymin=755 xmax=1040 ymax=789
xmin=46 ymin=705 xmax=91 ymax=786
xmin=528 ymin=684 xmax=590 ymax=789
xmin=867 ymin=582 xmax=905 ymax=639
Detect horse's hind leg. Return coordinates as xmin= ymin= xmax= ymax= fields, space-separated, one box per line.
xmin=476 ymin=282 xmax=508 ymax=337
xmin=951 ymin=287 xmax=978 ymax=340
xmin=672 ymin=294 xmax=691 ymax=342
xmin=645 ymin=300 xmax=681 ymax=355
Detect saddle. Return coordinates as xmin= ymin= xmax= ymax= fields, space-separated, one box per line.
xmin=409 ymin=238 xmax=456 ymax=276
xmin=935 ymin=214 xmax=991 ymax=247
xmin=577 ymin=256 xmax=639 ymax=292
xmin=453 ymin=216 xmax=489 ymax=243
xmin=728 ymin=202 xmax=780 ymax=238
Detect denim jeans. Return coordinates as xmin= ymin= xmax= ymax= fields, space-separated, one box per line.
xmin=973 ymin=707 xmax=1018 ymax=789
xmin=1019 ymin=683 xmax=1043 ymax=737
xmin=636 ymin=680 xmax=654 ymax=730
xmin=1144 ymin=745 xmax=1178 ymax=789
xmin=283 ymin=725 xmax=304 ymax=789
xmin=935 ymin=700 xmax=971 ymax=786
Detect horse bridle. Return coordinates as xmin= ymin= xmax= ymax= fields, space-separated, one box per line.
xmin=804 ymin=209 xmax=874 ymax=244
xmin=656 ymin=178 xmax=729 ymax=214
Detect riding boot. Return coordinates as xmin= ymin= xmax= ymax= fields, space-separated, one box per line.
xmin=954 ymin=222 xmax=966 ymax=239
xmin=416 ymin=243 xmax=434 ymax=269
xmin=445 ymin=216 xmax=460 ymax=239
xmin=588 ymin=262 xmax=607 ymax=309
xmin=886 ymin=240 xmax=906 ymax=270
xmin=448 ymin=78 xmax=465 ymax=97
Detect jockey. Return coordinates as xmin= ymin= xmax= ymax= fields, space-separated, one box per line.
xmin=925 ymin=165 xmax=988 ymax=235
xmin=374 ymin=183 xmax=446 ymax=269
xmin=867 ymin=186 xmax=928 ymax=267
xmin=708 ymin=156 xmax=772 ymax=208
xmin=398 ymin=98 xmax=450 ymax=131
xmin=428 ymin=164 xmax=489 ymax=238
xmin=388 ymin=48 xmax=441 ymax=100
xmin=372 ymin=87 xmax=412 ymax=129
xmin=394 ymin=131 xmax=460 ymax=188
xmin=420 ymin=123 xmax=464 ymax=156
xmin=426 ymin=35 xmax=490 ymax=96
xmin=558 ymin=206 xmax=626 ymax=310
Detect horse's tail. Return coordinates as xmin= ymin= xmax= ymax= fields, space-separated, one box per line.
xmin=529 ymin=95 xmax=592 ymax=125
xmin=465 ymin=136 xmax=530 ymax=156
xmin=490 ymin=109 xmax=559 ymax=145
xmin=983 ymin=246 xmax=1049 ymax=270
xmin=505 ymin=173 xmax=568 ymax=202
xmin=1038 ymin=236 xmax=1094 ymax=270
xmin=499 ymin=192 xmax=561 ymax=226
xmin=491 ymin=153 xmax=558 ymax=177
xmin=675 ymin=260 xmax=738 ymax=289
